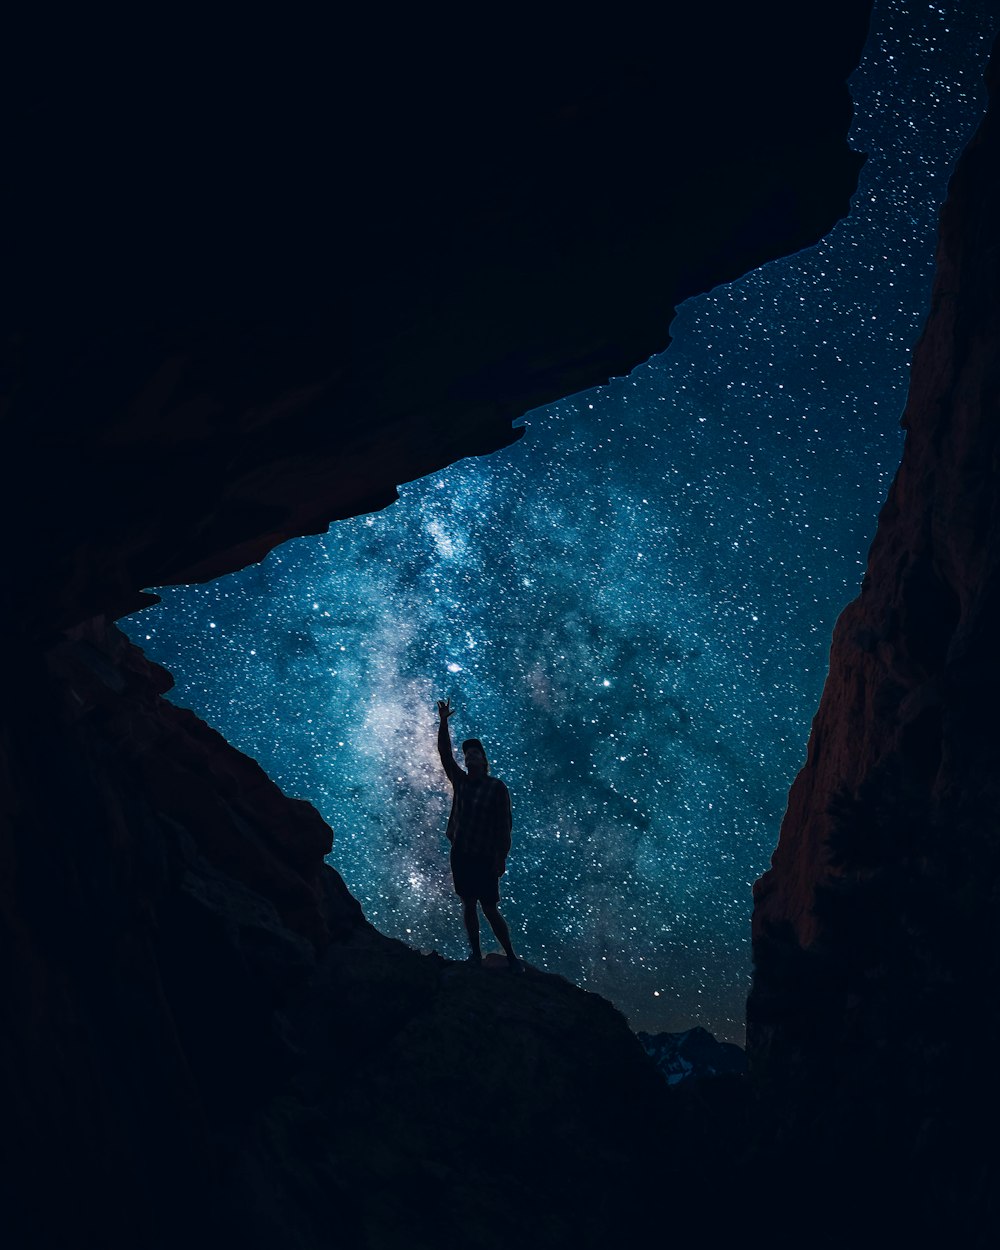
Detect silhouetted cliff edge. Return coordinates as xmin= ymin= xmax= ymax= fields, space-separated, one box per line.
xmin=749 ymin=29 xmax=1000 ymax=1248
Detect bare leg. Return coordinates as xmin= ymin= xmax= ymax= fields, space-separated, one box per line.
xmin=481 ymin=901 xmax=519 ymax=966
xmin=462 ymin=898 xmax=482 ymax=961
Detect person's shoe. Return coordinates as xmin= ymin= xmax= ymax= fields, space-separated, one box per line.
xmin=506 ymin=955 xmax=525 ymax=974
xmin=466 ymin=953 xmax=483 ymax=967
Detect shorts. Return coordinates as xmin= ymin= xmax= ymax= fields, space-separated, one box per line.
xmin=450 ymin=850 xmax=500 ymax=905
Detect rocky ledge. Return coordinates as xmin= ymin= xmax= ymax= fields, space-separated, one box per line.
xmin=1 ymin=620 xmax=700 ymax=1249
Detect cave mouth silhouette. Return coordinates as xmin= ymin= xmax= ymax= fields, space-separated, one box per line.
xmin=118 ymin=0 xmax=989 ymax=1057
xmin=122 ymin=295 xmax=888 ymax=1050
xmin=11 ymin=5 xmax=1000 ymax=1247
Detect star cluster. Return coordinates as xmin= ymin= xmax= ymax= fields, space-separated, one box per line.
xmin=125 ymin=1 xmax=995 ymax=1043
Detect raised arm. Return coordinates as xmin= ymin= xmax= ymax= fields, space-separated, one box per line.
xmin=436 ymin=698 xmax=463 ymax=784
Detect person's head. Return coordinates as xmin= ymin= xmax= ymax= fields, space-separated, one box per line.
xmin=462 ymin=738 xmax=489 ymax=777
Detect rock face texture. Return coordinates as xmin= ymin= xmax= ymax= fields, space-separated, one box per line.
xmin=3 ymin=4 xmax=870 ymax=633
xmin=749 ymin=32 xmax=1000 ymax=1244
xmin=0 ymin=4 xmax=891 ymax=1248
xmin=0 ymin=620 xmax=361 ymax=1247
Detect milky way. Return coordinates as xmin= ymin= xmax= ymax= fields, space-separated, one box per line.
xmin=124 ymin=2 xmax=995 ymax=1043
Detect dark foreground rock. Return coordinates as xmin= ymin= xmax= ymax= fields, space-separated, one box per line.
xmin=247 ymin=938 xmax=672 ymax=1250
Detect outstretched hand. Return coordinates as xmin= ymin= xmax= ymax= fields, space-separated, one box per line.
xmin=437 ymin=698 xmax=455 ymax=721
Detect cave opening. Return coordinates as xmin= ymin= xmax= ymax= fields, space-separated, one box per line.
xmin=120 ymin=0 xmax=990 ymax=1049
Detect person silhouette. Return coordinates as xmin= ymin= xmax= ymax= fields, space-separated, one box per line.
xmin=436 ymin=698 xmax=523 ymax=972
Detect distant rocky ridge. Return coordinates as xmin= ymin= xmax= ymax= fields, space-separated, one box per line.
xmin=638 ymin=1027 xmax=747 ymax=1085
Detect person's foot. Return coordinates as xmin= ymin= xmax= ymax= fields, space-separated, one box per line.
xmin=506 ymin=955 xmax=525 ymax=974
xmin=466 ymin=952 xmax=483 ymax=966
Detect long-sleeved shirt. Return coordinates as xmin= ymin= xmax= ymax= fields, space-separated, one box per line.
xmin=438 ymin=720 xmax=512 ymax=868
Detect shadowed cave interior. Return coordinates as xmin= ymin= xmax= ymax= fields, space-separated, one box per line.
xmin=4 ymin=4 xmax=1000 ymax=1248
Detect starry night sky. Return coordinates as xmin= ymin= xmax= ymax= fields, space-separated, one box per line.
xmin=124 ymin=1 xmax=996 ymax=1044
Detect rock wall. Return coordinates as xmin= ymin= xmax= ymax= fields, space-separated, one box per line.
xmin=0 ymin=620 xmax=360 ymax=1246
xmin=748 ymin=32 xmax=1000 ymax=1244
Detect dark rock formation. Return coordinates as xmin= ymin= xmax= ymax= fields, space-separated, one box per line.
xmin=0 ymin=5 xmax=888 ymax=1248
xmin=4 ymin=618 xmax=678 ymax=1249
xmin=749 ymin=31 xmax=1000 ymax=1247
xmin=280 ymin=944 xmax=671 ymax=1249
xmin=3 ymin=3 xmax=870 ymax=634
xmin=0 ymin=619 xmax=360 ymax=1248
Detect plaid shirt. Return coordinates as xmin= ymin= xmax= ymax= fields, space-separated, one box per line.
xmin=438 ymin=722 xmax=512 ymax=865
